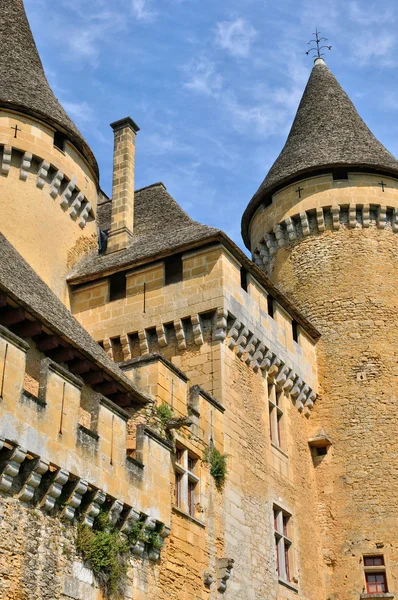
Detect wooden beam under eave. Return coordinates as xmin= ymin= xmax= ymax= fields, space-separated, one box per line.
xmin=12 ymin=320 xmax=42 ymax=339
xmin=0 ymin=307 xmax=25 ymax=326
xmin=47 ymin=347 xmax=75 ymax=363
xmin=93 ymin=380 xmax=119 ymax=396
xmin=35 ymin=335 xmax=60 ymax=352
xmin=83 ymin=370 xmax=104 ymax=386
xmin=68 ymin=359 xmax=92 ymax=375
xmin=0 ymin=294 xmax=7 ymax=308
xmin=112 ymin=393 xmax=133 ymax=408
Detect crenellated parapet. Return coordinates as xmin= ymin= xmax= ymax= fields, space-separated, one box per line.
xmin=0 ymin=143 xmax=94 ymax=229
xmin=0 ymin=324 xmax=172 ymax=531
xmin=0 ymin=436 xmax=170 ymax=562
xmin=253 ymin=201 xmax=398 ymax=273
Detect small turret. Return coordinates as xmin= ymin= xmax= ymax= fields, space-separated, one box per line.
xmin=0 ymin=0 xmax=98 ymax=177
xmin=242 ymin=57 xmax=398 ymax=248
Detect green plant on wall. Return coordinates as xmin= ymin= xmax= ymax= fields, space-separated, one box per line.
xmin=203 ymin=445 xmax=228 ymax=491
xmin=156 ymin=401 xmax=174 ymax=426
xmin=76 ymin=519 xmax=129 ymax=598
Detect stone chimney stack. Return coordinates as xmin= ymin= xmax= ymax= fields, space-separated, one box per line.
xmin=107 ymin=117 xmax=140 ymax=253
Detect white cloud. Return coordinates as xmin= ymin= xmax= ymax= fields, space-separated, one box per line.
xmin=348 ymin=1 xmax=395 ymax=25
xmin=351 ymin=32 xmax=397 ymax=67
xmin=184 ymin=57 xmax=223 ymax=97
xmin=131 ymin=0 xmax=157 ymax=22
xmin=62 ymin=100 xmax=95 ymax=123
xmin=216 ymin=18 xmax=257 ymax=58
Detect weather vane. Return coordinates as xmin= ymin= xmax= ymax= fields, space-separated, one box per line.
xmin=306 ymin=28 xmax=332 ymax=58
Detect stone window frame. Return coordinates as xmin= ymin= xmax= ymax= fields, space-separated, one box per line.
xmin=268 ymin=383 xmax=285 ymax=450
xmin=174 ymin=444 xmax=200 ymax=518
xmin=273 ymin=504 xmax=294 ymax=585
xmin=363 ymin=555 xmax=389 ymax=595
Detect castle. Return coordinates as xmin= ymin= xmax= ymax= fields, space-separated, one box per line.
xmin=0 ymin=2 xmax=397 ymax=599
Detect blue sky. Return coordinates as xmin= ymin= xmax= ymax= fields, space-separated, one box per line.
xmin=25 ymin=0 xmax=398 ymax=251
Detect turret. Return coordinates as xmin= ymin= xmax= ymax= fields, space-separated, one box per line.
xmin=0 ymin=0 xmax=99 ymax=304
xmin=242 ymin=57 xmax=398 ymax=598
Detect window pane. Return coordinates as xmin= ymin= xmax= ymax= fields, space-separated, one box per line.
xmin=275 ymin=537 xmax=280 ymax=576
xmin=188 ymin=481 xmax=196 ymax=516
xmin=366 ymin=572 xmax=386 ymax=593
xmin=273 ymin=510 xmax=279 ymax=531
xmin=284 ymin=542 xmax=290 ymax=582
xmin=283 ymin=515 xmax=289 ymax=537
xmin=364 ymin=556 xmax=384 ymax=567
xmin=176 ymin=448 xmax=184 ymax=464
xmin=175 ymin=472 xmax=182 ymax=507
xmin=188 ymin=455 xmax=196 ymax=472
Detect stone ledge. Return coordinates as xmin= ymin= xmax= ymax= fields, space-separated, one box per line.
xmin=278 ymin=577 xmax=299 ymax=593
xmin=0 ymin=324 xmax=29 ymax=352
xmin=126 ymin=454 xmax=144 ymax=469
xmin=138 ymin=425 xmax=174 ymax=452
xmin=172 ymin=505 xmax=206 ymax=528
xmin=360 ymin=594 xmax=394 ymax=599
xmin=20 ymin=389 xmax=46 ymax=408
xmin=77 ymin=424 xmax=99 ymax=441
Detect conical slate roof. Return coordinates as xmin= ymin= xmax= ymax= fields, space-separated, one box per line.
xmin=0 ymin=0 xmax=98 ymax=178
xmin=242 ymin=58 xmax=398 ymax=248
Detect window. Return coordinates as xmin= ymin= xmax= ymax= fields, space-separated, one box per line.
xmin=292 ymin=320 xmax=299 ymax=343
xmin=364 ymin=556 xmax=388 ymax=595
xmin=164 ymin=254 xmax=183 ymax=285
xmin=174 ymin=445 xmax=199 ymax=518
xmin=54 ymin=130 xmax=66 ymax=152
xmin=240 ymin=268 xmax=248 ymax=292
xmin=333 ymin=169 xmax=348 ymax=181
xmin=269 ymin=384 xmax=284 ymax=448
xmin=109 ymin=271 xmax=126 ymax=301
xmin=267 ymin=294 xmax=274 ymax=319
xmin=274 ymin=506 xmax=292 ymax=583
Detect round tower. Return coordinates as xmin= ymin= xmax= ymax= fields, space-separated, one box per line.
xmin=242 ymin=58 xmax=398 ymax=598
xmin=0 ymin=0 xmax=100 ymax=303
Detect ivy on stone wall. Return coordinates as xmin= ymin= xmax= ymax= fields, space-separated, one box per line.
xmin=203 ymin=445 xmax=228 ymax=491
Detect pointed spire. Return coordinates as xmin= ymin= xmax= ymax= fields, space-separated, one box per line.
xmin=242 ymin=59 xmax=398 ymax=247
xmin=0 ymin=0 xmax=98 ymax=177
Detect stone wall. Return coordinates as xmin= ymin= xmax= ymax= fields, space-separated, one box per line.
xmin=257 ymin=214 xmax=398 ymax=598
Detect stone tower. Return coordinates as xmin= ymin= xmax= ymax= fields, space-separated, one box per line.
xmin=0 ymin=0 xmax=99 ymax=304
xmin=242 ymin=57 xmax=398 ymax=598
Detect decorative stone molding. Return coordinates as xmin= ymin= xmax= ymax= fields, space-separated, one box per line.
xmin=223 ymin=311 xmax=316 ymax=415
xmin=217 ymin=557 xmax=235 ymax=593
xmin=0 ymin=143 xmax=94 ymax=228
xmin=1 ymin=145 xmax=12 ymax=175
xmin=20 ymin=151 xmax=32 ymax=181
xmin=253 ymin=202 xmax=398 ymax=270
xmin=107 ymin=307 xmax=315 ymax=417
xmin=0 ymin=437 xmax=171 ymax=562
xmin=174 ymin=319 xmax=187 ymax=350
xmin=191 ymin=315 xmax=204 ymax=346
xmin=0 ymin=441 xmax=27 ymax=492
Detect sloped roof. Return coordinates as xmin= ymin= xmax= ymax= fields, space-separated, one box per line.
xmin=241 ymin=58 xmax=398 ymax=248
xmin=69 ymin=183 xmax=220 ymax=281
xmin=1 ymin=0 xmax=98 ymax=178
xmin=0 ymin=233 xmax=149 ymax=403
xmin=68 ymin=183 xmax=320 ymax=340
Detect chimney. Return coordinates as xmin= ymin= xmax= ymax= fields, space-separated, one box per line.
xmin=107 ymin=117 xmax=140 ymax=253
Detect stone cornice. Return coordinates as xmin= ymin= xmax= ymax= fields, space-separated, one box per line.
xmin=0 ymin=143 xmax=94 ymax=229
xmin=253 ymin=202 xmax=398 ymax=272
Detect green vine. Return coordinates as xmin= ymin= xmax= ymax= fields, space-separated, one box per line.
xmin=203 ymin=446 xmax=228 ymax=490
xmin=148 ymin=531 xmax=163 ymax=550
xmin=156 ymin=402 xmax=174 ymax=425
xmin=76 ymin=518 xmax=129 ymax=598
xmin=76 ymin=509 xmax=163 ymax=597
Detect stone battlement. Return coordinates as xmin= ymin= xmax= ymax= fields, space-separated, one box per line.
xmin=0 ymin=143 xmax=94 ymax=229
